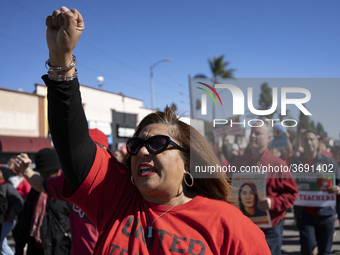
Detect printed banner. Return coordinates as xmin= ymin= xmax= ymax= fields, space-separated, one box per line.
xmin=293 ymin=173 xmax=335 ymax=207
xmin=231 ymin=172 xmax=272 ymax=228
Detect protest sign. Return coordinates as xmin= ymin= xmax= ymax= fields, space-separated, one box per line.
xmin=231 ymin=172 xmax=272 ymax=228
xmin=293 ymin=173 xmax=335 ymax=207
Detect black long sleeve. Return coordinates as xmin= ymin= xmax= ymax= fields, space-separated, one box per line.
xmin=2 ymin=183 xmax=23 ymax=218
xmin=43 ymin=75 xmax=97 ymax=193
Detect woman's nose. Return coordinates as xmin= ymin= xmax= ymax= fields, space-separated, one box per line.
xmin=137 ymin=145 xmax=150 ymax=157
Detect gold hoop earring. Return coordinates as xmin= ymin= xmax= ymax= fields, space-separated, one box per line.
xmin=184 ymin=172 xmax=194 ymax=187
xmin=131 ymin=175 xmax=135 ymax=185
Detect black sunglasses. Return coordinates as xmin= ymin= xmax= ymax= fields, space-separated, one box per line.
xmin=126 ymin=135 xmax=182 ymax=155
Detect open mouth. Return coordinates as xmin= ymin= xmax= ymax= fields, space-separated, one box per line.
xmin=138 ymin=163 xmax=157 ymax=177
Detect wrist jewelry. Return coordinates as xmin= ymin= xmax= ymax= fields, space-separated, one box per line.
xmin=45 ymin=55 xmax=78 ymax=81
xmin=48 ymin=69 xmax=78 ymax=82
xmin=45 ymin=55 xmax=77 ymax=73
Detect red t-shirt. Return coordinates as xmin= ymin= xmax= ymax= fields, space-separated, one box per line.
xmin=62 ymin=146 xmax=271 ymax=255
xmin=17 ymin=178 xmax=31 ymax=200
xmin=8 ymin=175 xmax=31 ymax=200
xmin=46 ymin=174 xmax=98 ymax=255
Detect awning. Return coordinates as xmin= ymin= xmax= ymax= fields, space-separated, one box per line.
xmin=0 ymin=135 xmax=53 ymax=153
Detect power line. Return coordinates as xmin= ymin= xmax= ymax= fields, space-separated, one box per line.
xmin=0 ymin=30 xmax=183 ymax=105
xmin=7 ymin=0 xmax=191 ymax=97
xmin=5 ymin=0 xmax=189 ymax=99
xmin=75 ymin=0 xmax=154 ymax=63
xmin=9 ymin=0 xmax=46 ymax=19
xmin=75 ymin=0 xmax=188 ymax=92
xmin=81 ymin=41 xmax=148 ymax=78
xmin=0 ymin=32 xmax=47 ymax=53
xmin=81 ymin=40 xmax=188 ymax=97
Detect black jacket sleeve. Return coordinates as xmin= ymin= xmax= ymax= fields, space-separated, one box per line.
xmin=0 ymin=190 xmax=7 ymax=215
xmin=13 ymin=189 xmax=37 ymax=255
xmin=43 ymin=75 xmax=97 ymax=193
xmin=3 ymin=183 xmax=23 ymax=218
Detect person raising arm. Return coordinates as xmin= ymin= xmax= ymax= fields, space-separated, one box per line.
xmin=44 ymin=7 xmax=95 ymax=193
xmin=43 ymin=6 xmax=271 ymax=254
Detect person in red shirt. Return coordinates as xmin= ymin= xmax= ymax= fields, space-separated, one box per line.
xmin=37 ymin=6 xmax=272 ymax=254
xmin=232 ymin=120 xmax=298 ymax=255
xmin=290 ymin=130 xmax=340 ymax=255
xmin=14 ymin=128 xmax=107 ymax=255
xmin=6 ymin=156 xmax=31 ymax=200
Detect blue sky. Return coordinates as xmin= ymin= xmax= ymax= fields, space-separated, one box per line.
xmin=1 ymin=0 xmax=339 ymax=138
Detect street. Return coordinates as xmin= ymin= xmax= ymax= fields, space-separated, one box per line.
xmin=282 ymin=211 xmax=340 ymax=254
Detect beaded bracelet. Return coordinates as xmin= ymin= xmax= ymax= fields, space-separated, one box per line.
xmin=48 ymin=69 xmax=78 ymax=82
xmin=45 ymin=55 xmax=77 ymax=73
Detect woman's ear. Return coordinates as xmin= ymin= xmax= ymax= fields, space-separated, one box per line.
xmin=184 ymin=163 xmax=189 ymax=173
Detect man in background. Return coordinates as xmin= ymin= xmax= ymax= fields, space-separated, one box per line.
xmin=290 ymin=130 xmax=340 ymax=255
xmin=232 ymin=120 xmax=298 ymax=255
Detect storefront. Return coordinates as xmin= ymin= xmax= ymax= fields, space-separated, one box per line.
xmin=0 ymin=135 xmax=52 ymax=167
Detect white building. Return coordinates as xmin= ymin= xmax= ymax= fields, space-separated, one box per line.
xmin=0 ymin=82 xmax=153 ymax=164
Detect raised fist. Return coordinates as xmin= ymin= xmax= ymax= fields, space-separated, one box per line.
xmin=14 ymin=153 xmax=32 ymax=173
xmin=46 ymin=6 xmax=84 ymax=67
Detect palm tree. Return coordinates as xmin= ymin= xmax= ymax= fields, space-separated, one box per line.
xmin=208 ymin=55 xmax=236 ymax=84
xmin=208 ymin=55 xmax=235 ymax=118
xmin=194 ymin=73 xmax=208 ymax=78
xmin=170 ymin=103 xmax=177 ymax=112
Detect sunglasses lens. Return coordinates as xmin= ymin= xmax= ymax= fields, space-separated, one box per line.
xmin=148 ymin=136 xmax=168 ymax=153
xmin=127 ymin=138 xmax=142 ymax=155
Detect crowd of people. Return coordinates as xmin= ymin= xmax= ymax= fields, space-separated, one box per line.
xmin=2 ymin=126 xmax=339 ymax=254
xmin=0 ymin=5 xmax=339 ymax=255
xmin=218 ymin=125 xmax=340 ymax=255
xmin=0 ymin=128 xmax=126 ymax=255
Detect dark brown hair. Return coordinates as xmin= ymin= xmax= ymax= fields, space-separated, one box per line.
xmin=126 ymin=106 xmax=232 ymax=203
xmin=238 ymin=182 xmax=260 ymax=213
